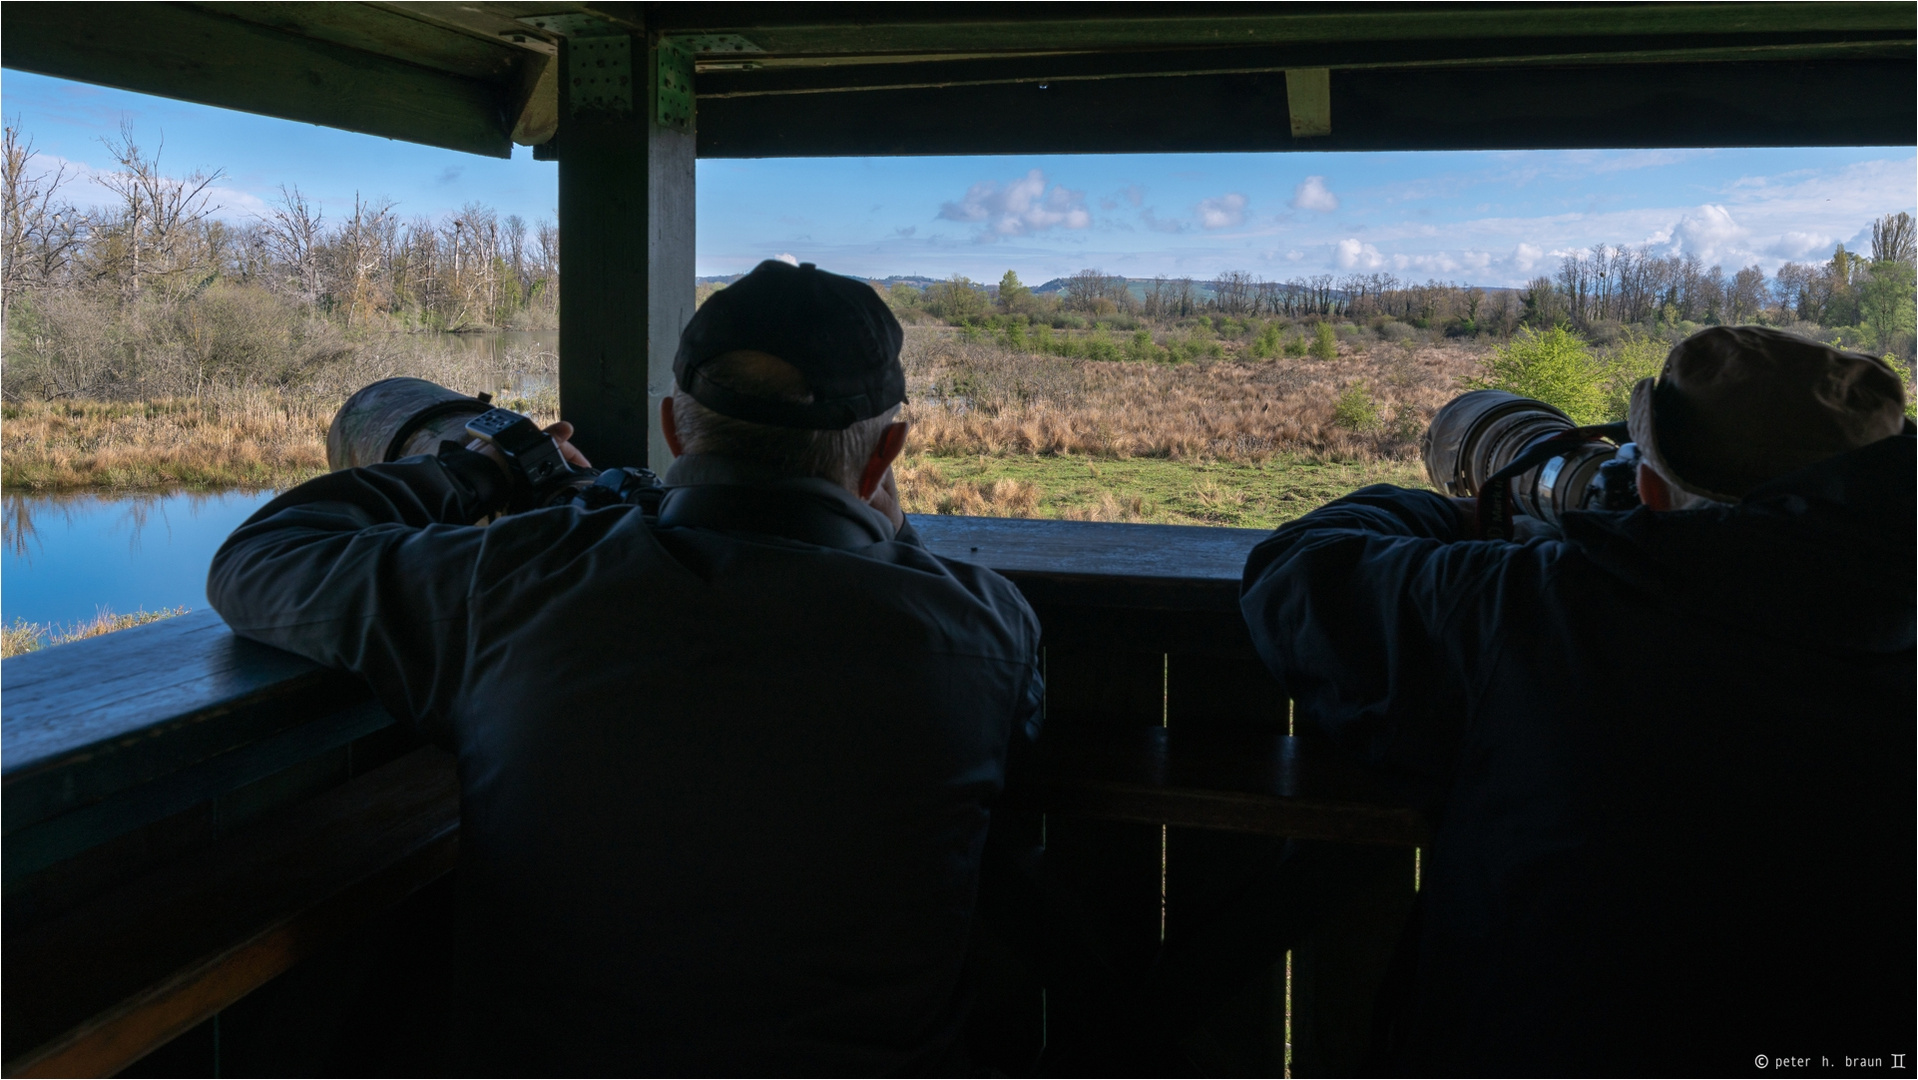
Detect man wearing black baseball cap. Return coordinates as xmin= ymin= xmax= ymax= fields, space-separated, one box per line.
xmin=209 ymin=259 xmax=1042 ymax=1073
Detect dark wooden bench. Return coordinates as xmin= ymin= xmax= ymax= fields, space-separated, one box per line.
xmin=3 ymin=515 xmax=1425 ymax=1076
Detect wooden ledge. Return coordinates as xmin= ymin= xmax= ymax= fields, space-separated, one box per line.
xmin=1 ymin=748 xmax=459 ymax=1079
xmin=1024 ymin=727 xmax=1429 ymax=847
xmin=912 ymin=515 xmax=1269 ymax=613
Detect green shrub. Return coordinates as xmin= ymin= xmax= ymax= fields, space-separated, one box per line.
xmin=1126 ymin=327 xmax=1161 ymax=363
xmin=1885 ymin=353 xmax=1917 ymax=419
xmin=1249 ymin=321 xmax=1283 ymax=359
xmin=1311 ymin=322 xmax=1338 ymax=361
xmin=1333 ymin=382 xmax=1381 ymax=431
xmin=1597 ymin=331 xmax=1669 ymax=422
xmin=1473 ymin=326 xmax=1607 ymax=424
xmin=1283 ymin=330 xmax=1308 ymax=358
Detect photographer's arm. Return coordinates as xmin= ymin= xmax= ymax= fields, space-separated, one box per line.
xmin=1240 ymin=484 xmax=1518 ymax=778
xmin=206 ymin=446 xmax=518 ymax=742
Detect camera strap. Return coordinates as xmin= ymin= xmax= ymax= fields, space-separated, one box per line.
xmin=1477 ymin=426 xmax=1623 ymax=540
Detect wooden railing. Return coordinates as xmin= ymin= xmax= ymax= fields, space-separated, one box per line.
xmin=2 ymin=515 xmax=1424 ymax=1077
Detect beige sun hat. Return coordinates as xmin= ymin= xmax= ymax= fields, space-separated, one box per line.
xmin=1627 ymin=326 xmax=1908 ymax=502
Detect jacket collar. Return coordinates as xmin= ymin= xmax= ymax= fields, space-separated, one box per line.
xmin=657 ymin=454 xmax=896 ymax=551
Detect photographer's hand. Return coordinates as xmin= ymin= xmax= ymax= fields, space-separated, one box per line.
xmin=465 ymin=420 xmax=593 ymax=478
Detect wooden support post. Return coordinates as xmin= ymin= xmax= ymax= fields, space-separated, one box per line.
xmin=1285 ymin=68 xmax=1331 ymax=138
xmin=557 ymin=30 xmax=694 ymax=470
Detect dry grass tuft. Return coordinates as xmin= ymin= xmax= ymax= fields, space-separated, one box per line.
xmin=1058 ymin=491 xmax=1150 ymax=522
xmin=1 ymin=606 xmax=190 ymax=658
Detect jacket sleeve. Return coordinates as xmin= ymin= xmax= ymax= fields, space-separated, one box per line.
xmin=1240 ymin=484 xmax=1529 ymax=778
xmin=206 ymin=449 xmax=512 ymax=742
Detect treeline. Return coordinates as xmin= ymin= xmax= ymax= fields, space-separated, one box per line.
xmin=1524 ymin=215 xmax=1915 ymax=354
xmin=888 ymin=267 xmax=1527 ymax=337
xmin=2 ymin=123 xmax=558 ymax=400
xmin=884 ymin=212 xmax=1918 ymax=359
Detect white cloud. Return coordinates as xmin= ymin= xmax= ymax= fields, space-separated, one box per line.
xmin=1668 ymin=203 xmax=1750 ymax=264
xmin=1197 ymin=192 xmax=1248 ymax=229
xmin=774 ymin=252 xmax=799 ymax=265
xmin=1291 ymin=176 xmax=1339 ymax=213
xmin=1771 ymin=231 xmax=1835 ymax=260
xmin=1512 ymin=243 xmax=1545 ymax=273
xmin=1334 ymin=238 xmax=1384 ymax=269
xmin=937 ymin=169 xmax=1091 ymax=240
xmin=1392 ymin=251 xmax=1463 ymax=275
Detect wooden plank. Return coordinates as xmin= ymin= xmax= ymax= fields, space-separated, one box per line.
xmin=913 ymin=515 xmax=1267 ymax=614
xmin=5 ymin=700 xmax=390 ymax=886
xmin=1023 ymin=727 xmax=1428 ymax=847
xmin=697 ymin=58 xmax=1916 ymax=157
xmin=694 ymin=32 xmax=1912 ymax=94
xmin=1288 ymin=847 xmax=1420 ymax=1077
xmin=2 ymin=611 xmax=377 ymax=837
xmin=1286 ymin=68 xmax=1331 ymax=137
xmin=1 ymin=747 xmax=460 ymax=1079
xmin=654 ymin=5 xmax=1915 ymax=55
xmin=0 ymin=2 xmax=514 ymax=159
xmin=1033 ymin=648 xmax=1167 ymax=1067
xmin=183 ymin=1 xmax=527 ymax=80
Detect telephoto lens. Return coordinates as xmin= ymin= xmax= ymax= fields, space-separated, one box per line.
xmin=328 ymin=378 xmax=664 ymax=514
xmin=327 ymin=377 xmax=497 ymax=470
xmin=1421 ymin=390 xmax=1639 ymax=531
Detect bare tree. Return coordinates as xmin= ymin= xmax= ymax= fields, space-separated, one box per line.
xmin=2 ymin=121 xmax=81 ymax=330
xmin=96 ymin=121 xmax=224 ymax=297
xmin=262 ymin=185 xmax=324 ymax=305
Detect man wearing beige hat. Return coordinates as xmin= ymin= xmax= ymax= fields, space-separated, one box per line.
xmin=1240 ymin=326 xmax=1914 ymax=1074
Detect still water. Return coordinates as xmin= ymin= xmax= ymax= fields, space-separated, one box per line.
xmin=2 ymin=490 xmax=279 ymax=628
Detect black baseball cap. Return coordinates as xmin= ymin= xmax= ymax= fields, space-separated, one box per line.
xmin=673 ymin=260 xmax=906 ymax=430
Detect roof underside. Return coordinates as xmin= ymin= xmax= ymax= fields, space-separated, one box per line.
xmin=5 ymin=2 xmax=1914 ymax=159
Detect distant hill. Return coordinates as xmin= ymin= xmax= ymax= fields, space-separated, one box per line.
xmin=701 ymin=272 xmax=1520 ymax=298
xmin=697 ymin=273 xmax=942 ymax=289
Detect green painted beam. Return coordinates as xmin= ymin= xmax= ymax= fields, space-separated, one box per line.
xmin=697 ymin=58 xmax=1916 ymax=157
xmin=0 ymin=1 xmax=515 ymax=159
xmin=184 ymin=1 xmax=527 ymax=82
xmin=695 ymin=33 xmax=1913 ymax=99
xmin=657 ymin=3 xmax=1915 ymax=56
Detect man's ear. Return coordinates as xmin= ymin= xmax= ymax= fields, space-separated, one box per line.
xmin=661 ymin=397 xmax=684 ymax=457
xmin=858 ymin=421 xmax=909 ymax=499
xmin=1636 ymin=461 xmax=1675 ymax=512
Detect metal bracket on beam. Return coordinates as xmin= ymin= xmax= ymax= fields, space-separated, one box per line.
xmin=1286 ymin=68 xmax=1331 ymax=138
xmin=567 ymin=34 xmax=633 ymax=118
xmin=657 ymin=37 xmax=695 ymax=131
xmin=672 ymin=33 xmax=764 ymax=72
xmin=518 ymin=13 xmax=623 ymax=37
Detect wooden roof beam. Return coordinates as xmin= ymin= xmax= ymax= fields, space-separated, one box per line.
xmin=0 ymin=1 xmax=519 ymax=159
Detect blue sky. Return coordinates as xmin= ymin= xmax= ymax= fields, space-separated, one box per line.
xmin=6 ymin=69 xmax=1913 ymax=288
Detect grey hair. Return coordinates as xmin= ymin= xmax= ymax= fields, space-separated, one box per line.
xmin=671 ymin=350 xmax=899 ymax=489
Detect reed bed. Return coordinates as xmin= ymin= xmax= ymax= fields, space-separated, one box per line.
xmin=2 ymin=339 xmax=557 ymax=493
xmin=898 ymin=330 xmax=1479 ymax=464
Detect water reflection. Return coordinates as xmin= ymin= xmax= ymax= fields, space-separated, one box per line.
xmin=2 ymin=490 xmax=280 ymax=627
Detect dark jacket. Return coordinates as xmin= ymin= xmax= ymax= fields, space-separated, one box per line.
xmin=1240 ymin=434 xmax=1915 ymax=1075
xmin=208 ymin=450 xmax=1043 ymax=1075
